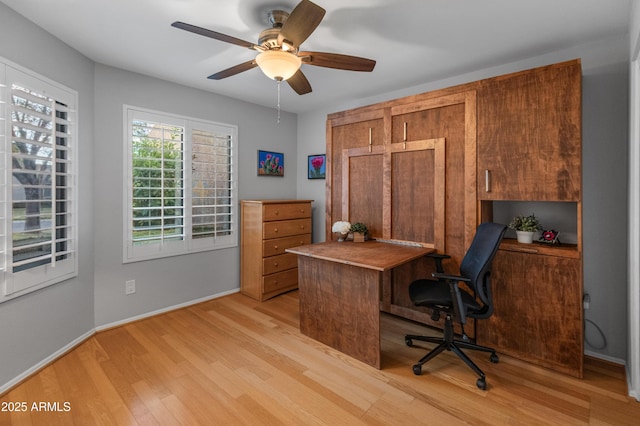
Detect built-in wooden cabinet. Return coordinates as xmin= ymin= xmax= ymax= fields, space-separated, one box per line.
xmin=325 ymin=59 xmax=583 ymax=377
xmin=477 ymin=244 xmax=583 ymax=377
xmin=477 ymin=62 xmax=582 ymax=201
xmin=240 ymin=200 xmax=312 ymax=301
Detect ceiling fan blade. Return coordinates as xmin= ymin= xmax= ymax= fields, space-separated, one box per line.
xmin=172 ymin=21 xmax=260 ymax=51
xmin=277 ymin=0 xmax=326 ymax=48
xmin=287 ymin=70 xmax=312 ymax=95
xmin=300 ymin=52 xmax=376 ymax=72
xmin=208 ymin=60 xmax=258 ymax=80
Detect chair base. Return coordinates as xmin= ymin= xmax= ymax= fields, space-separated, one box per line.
xmin=405 ymin=315 xmax=499 ymax=390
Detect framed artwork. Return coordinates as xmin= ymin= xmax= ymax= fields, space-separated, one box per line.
xmin=258 ymin=150 xmax=284 ymax=177
xmin=307 ymin=154 xmax=326 ymax=179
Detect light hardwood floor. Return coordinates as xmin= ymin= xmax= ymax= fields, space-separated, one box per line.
xmin=1 ymin=290 xmax=639 ymax=425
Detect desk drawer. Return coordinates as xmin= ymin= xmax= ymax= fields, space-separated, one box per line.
xmin=263 ymin=268 xmax=298 ymax=294
xmin=263 ymin=218 xmax=311 ymax=239
xmin=263 ymin=234 xmax=311 ymax=257
xmin=263 ymin=203 xmax=311 ymax=221
xmin=263 ymin=253 xmax=298 ymax=275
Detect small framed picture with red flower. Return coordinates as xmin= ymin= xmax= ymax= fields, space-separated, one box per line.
xmin=307 ymin=154 xmax=326 ymax=179
xmin=539 ymin=229 xmax=560 ymax=244
xmin=258 ymin=150 xmax=284 ymax=177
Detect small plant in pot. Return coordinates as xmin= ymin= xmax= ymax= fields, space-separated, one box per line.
xmin=350 ymin=222 xmax=368 ymax=243
xmin=508 ymin=214 xmax=542 ymax=244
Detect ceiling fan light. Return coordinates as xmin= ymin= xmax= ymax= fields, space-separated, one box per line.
xmin=256 ymin=50 xmax=301 ymax=81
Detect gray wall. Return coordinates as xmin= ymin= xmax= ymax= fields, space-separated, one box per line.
xmin=297 ymin=35 xmax=631 ymax=362
xmin=0 ymin=2 xmax=95 ymax=388
xmin=93 ymin=65 xmax=298 ymax=327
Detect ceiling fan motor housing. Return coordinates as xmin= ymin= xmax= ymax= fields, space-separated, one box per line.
xmin=259 ymin=10 xmax=289 ymax=49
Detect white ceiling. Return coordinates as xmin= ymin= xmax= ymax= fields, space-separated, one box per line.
xmin=1 ymin=0 xmax=632 ymax=113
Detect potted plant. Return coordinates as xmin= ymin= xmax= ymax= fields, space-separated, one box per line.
xmin=350 ymin=222 xmax=368 ymax=243
xmin=508 ymin=214 xmax=542 ymax=244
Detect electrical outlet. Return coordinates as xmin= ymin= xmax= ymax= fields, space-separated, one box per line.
xmin=125 ymin=280 xmax=136 ymax=295
xmin=583 ymin=293 xmax=590 ymax=310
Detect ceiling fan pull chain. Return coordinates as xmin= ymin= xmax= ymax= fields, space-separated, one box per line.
xmin=277 ymin=79 xmax=281 ymax=124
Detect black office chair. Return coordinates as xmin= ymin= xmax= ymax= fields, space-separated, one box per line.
xmin=405 ymin=222 xmax=507 ymax=390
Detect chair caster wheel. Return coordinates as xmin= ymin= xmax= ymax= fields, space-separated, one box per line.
xmin=412 ymin=364 xmax=422 ymax=375
xmin=476 ymin=377 xmax=487 ymax=390
xmin=490 ymin=353 xmax=499 ymax=363
xmin=405 ymin=337 xmax=413 ymax=347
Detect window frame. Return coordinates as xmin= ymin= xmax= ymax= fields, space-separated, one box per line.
xmin=123 ymin=105 xmax=238 ymax=263
xmin=0 ymin=58 xmax=78 ymax=303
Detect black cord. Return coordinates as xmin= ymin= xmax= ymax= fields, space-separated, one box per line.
xmin=584 ymin=318 xmax=607 ymax=350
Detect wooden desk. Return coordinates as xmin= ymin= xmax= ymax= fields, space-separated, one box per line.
xmin=286 ymin=240 xmax=433 ymax=368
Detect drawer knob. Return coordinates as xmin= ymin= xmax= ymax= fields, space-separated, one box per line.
xmin=274 ymin=262 xmax=278 ymax=267
xmin=300 ymin=225 xmax=305 ymax=229
xmin=274 ymin=228 xmax=278 ymax=233
xmin=274 ymin=210 xmax=279 ymax=215
xmin=274 ymin=245 xmax=279 ymax=249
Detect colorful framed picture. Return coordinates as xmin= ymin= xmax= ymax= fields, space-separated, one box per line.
xmin=258 ymin=150 xmax=284 ymax=177
xmin=307 ymin=154 xmax=326 ymax=179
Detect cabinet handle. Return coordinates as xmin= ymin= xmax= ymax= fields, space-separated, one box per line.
xmin=368 ymin=127 xmax=372 ymax=152
xmin=485 ymin=169 xmax=491 ymax=193
xmin=403 ymin=122 xmax=407 ymax=142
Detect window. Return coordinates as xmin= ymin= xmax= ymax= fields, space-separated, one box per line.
xmin=124 ymin=107 xmax=237 ymax=262
xmin=0 ymin=59 xmax=78 ymax=301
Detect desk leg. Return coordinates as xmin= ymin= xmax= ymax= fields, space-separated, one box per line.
xmin=298 ymin=256 xmax=381 ymax=369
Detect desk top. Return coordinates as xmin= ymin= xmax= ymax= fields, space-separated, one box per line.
xmin=286 ymin=240 xmax=433 ymax=271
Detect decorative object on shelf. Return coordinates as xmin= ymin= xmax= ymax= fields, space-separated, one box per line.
xmin=332 ymin=220 xmax=351 ymax=241
xmin=307 ymin=154 xmax=326 ymax=179
xmin=258 ymin=150 xmax=284 ymax=176
xmin=508 ymin=214 xmax=542 ymax=244
xmin=539 ymin=229 xmax=560 ymax=244
xmin=350 ymin=222 xmax=368 ymax=243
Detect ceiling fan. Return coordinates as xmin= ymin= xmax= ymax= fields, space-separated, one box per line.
xmin=171 ymin=0 xmax=376 ymax=95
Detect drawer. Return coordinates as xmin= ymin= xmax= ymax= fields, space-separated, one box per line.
xmin=263 ymin=203 xmax=311 ymax=221
xmin=263 ymin=234 xmax=312 ymax=257
xmin=263 ymin=268 xmax=298 ymax=294
xmin=263 ymin=253 xmax=298 ymax=275
xmin=263 ymin=218 xmax=311 ymax=239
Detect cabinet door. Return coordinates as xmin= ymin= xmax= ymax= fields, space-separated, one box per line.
xmin=328 ymin=112 xmax=385 ymax=234
xmin=476 ymin=249 xmax=583 ymax=378
xmin=477 ymin=62 xmax=581 ymax=201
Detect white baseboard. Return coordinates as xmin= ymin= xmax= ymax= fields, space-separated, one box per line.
xmin=95 ymin=288 xmax=240 ymax=331
xmin=1 ymin=288 xmax=240 ymax=394
xmin=0 ymin=329 xmax=95 ymax=395
xmin=584 ymin=349 xmax=626 ymax=366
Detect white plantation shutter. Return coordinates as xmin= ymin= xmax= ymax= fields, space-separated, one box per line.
xmin=1 ymin=60 xmax=77 ymax=301
xmin=124 ymin=107 xmax=237 ymax=262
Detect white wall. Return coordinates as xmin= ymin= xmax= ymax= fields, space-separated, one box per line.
xmin=627 ymin=0 xmax=640 ymax=401
xmin=297 ymin=34 xmax=631 ymax=363
xmin=0 ymin=2 xmax=95 ymax=390
xmin=93 ymin=64 xmax=298 ymax=327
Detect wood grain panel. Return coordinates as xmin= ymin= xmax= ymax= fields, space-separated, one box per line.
xmin=476 ymin=249 xmax=583 ymax=377
xmin=477 ymin=61 xmax=581 ymax=201
xmin=298 ymin=256 xmax=382 ymax=368
xmin=342 ymin=153 xmax=384 ymax=238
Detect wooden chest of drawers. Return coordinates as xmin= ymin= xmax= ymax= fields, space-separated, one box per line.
xmin=240 ymin=199 xmax=313 ymax=301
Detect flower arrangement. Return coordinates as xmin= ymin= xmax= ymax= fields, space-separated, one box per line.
xmin=332 ymin=221 xmax=351 ymax=235
xmin=508 ymin=214 xmax=542 ymax=232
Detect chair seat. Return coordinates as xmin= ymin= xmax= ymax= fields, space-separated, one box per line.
xmin=409 ymin=279 xmax=482 ymax=314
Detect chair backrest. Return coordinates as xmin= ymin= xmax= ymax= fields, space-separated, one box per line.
xmin=459 ymin=222 xmax=507 ymax=311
